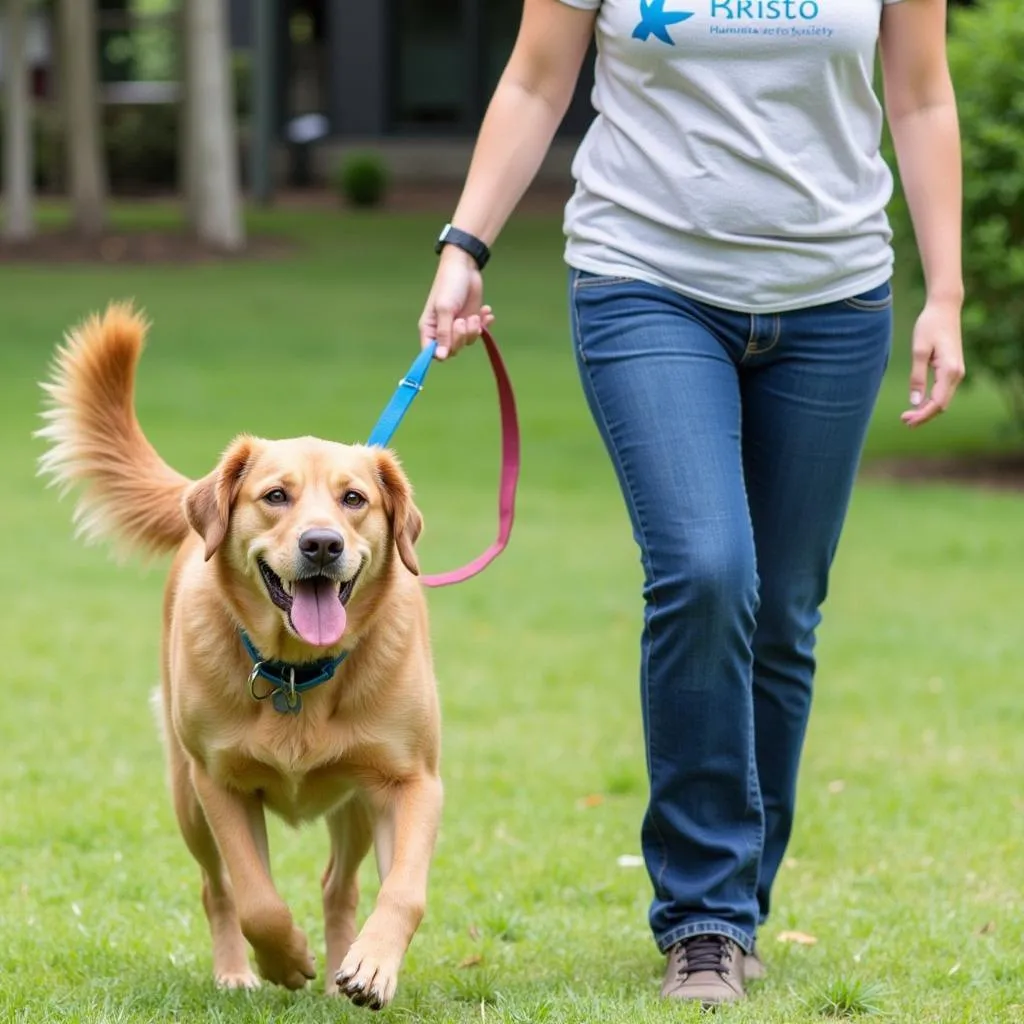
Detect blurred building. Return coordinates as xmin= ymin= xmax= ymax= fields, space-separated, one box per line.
xmin=0 ymin=7 xmax=54 ymax=99
xmin=0 ymin=1 xmax=595 ymax=186
xmin=226 ymin=0 xmax=596 ymax=183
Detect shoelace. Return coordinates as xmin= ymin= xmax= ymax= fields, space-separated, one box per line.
xmin=677 ymin=934 xmax=731 ymax=976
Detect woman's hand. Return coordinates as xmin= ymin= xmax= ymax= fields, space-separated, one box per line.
xmin=901 ymin=299 xmax=966 ymax=428
xmin=418 ymin=248 xmax=495 ymax=361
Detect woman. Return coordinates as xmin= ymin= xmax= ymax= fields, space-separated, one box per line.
xmin=418 ymin=0 xmax=963 ymax=1004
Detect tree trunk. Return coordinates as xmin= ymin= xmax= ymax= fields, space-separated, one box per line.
xmin=177 ymin=0 xmax=199 ymax=231
xmin=181 ymin=0 xmax=244 ymax=250
xmin=2 ymin=0 xmax=35 ymax=241
xmin=58 ymin=0 xmax=107 ymax=237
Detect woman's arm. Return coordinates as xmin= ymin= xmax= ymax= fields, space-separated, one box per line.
xmin=880 ymin=0 xmax=966 ymax=427
xmin=419 ymin=0 xmax=596 ymax=356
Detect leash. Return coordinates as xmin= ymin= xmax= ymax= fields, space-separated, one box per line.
xmin=367 ymin=330 xmax=520 ymax=587
xmin=239 ymin=331 xmax=519 ymax=715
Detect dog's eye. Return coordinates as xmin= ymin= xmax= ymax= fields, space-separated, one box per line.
xmin=341 ymin=490 xmax=367 ymax=509
xmin=262 ymin=488 xmax=289 ymax=506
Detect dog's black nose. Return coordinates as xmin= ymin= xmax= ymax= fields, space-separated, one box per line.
xmin=298 ymin=528 xmax=344 ymax=568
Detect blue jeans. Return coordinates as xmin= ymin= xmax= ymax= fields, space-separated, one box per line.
xmin=569 ymin=269 xmax=892 ymax=953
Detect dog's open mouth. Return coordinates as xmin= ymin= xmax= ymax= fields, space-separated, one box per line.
xmin=258 ymin=559 xmax=361 ymax=648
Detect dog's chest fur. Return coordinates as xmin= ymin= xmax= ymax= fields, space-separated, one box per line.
xmin=206 ymin=711 xmax=374 ymax=825
xmin=201 ymin=704 xmax=413 ymax=831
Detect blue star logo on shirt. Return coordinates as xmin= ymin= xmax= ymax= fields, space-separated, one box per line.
xmin=632 ymin=0 xmax=694 ymax=45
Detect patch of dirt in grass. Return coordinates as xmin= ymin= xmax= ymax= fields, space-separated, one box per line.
xmin=0 ymin=230 xmax=296 ymax=265
xmin=274 ymin=182 xmax=574 ymax=215
xmin=863 ymin=453 xmax=1024 ymax=492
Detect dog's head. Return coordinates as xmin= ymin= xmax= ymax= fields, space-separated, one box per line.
xmin=183 ymin=436 xmax=422 ymax=649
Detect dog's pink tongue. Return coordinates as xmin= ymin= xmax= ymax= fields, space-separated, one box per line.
xmin=290 ymin=578 xmax=347 ymax=647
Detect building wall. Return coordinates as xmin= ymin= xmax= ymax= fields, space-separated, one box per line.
xmin=326 ymin=0 xmax=593 ymax=183
xmin=229 ymin=0 xmax=594 ymax=183
xmin=0 ymin=11 xmax=53 ymax=92
xmin=329 ymin=0 xmax=595 ymax=140
xmin=327 ymin=1 xmax=386 ymax=137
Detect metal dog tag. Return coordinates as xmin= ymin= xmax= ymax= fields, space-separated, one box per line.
xmin=272 ymin=668 xmax=300 ymax=714
xmin=272 ymin=689 xmax=301 ymax=715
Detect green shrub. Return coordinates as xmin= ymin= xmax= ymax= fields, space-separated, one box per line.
xmin=0 ymin=101 xmax=180 ymax=194
xmin=103 ymin=103 xmax=179 ymax=191
xmin=334 ymin=151 xmax=390 ymax=208
xmin=887 ymin=0 xmax=1024 ymax=431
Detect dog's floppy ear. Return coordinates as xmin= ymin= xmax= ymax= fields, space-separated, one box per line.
xmin=184 ymin=436 xmax=256 ymax=561
xmin=375 ymin=448 xmax=423 ymax=576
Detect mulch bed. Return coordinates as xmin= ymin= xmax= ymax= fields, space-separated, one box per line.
xmin=862 ymin=453 xmax=1024 ymax=492
xmin=0 ymin=183 xmax=570 ymax=266
xmin=382 ymin=181 xmax=573 ymax=215
xmin=272 ymin=182 xmax=573 ymax=215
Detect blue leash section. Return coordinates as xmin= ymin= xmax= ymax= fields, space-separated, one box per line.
xmin=367 ymin=341 xmax=438 ymax=448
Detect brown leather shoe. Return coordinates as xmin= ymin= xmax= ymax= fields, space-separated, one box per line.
xmin=745 ymin=942 xmax=766 ymax=981
xmin=661 ymin=934 xmax=746 ymax=1004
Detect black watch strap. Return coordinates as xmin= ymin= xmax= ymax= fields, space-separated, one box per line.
xmin=435 ymin=223 xmax=491 ymax=271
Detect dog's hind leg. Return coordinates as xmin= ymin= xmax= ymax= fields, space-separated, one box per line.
xmin=322 ymin=796 xmax=374 ymax=995
xmin=169 ymin=748 xmax=259 ymax=989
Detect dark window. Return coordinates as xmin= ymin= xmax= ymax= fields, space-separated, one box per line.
xmin=97 ymin=0 xmax=178 ymax=85
xmin=385 ymin=0 xmax=594 ymax=137
xmin=286 ymin=0 xmax=329 ymax=118
xmin=391 ymin=0 xmax=468 ymax=128
xmin=482 ymin=0 xmax=521 ymax=100
xmin=98 ymin=0 xmax=133 ymax=84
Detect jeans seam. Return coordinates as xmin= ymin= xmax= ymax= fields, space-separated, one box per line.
xmin=745 ymin=693 xmax=765 ymax=920
xmin=743 ymin=312 xmax=782 ymax=359
xmin=570 ymin=282 xmax=672 ymax=894
xmin=738 ymin=388 xmax=765 ymax=919
xmin=570 ymin=271 xmax=589 ymax=366
xmin=742 ymin=313 xmax=757 ymax=360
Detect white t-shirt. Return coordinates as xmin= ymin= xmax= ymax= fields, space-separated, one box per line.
xmin=557 ymin=0 xmax=906 ymax=312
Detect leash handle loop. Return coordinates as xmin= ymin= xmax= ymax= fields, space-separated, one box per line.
xmin=366 ymin=331 xmax=519 ymax=588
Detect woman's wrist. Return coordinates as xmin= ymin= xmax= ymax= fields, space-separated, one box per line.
xmin=924 ymin=284 xmax=965 ymax=309
xmin=438 ymin=244 xmax=480 ymax=271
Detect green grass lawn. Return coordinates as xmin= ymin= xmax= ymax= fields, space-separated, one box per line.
xmin=1 ymin=205 xmax=1022 ymax=1024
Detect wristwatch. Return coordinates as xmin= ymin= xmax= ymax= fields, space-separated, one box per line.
xmin=435 ymin=223 xmax=491 ymax=271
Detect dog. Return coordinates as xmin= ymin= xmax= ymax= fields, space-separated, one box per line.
xmin=36 ymin=303 xmax=442 ymax=1010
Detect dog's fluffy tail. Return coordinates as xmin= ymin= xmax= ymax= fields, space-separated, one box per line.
xmin=36 ymin=302 xmax=194 ymax=558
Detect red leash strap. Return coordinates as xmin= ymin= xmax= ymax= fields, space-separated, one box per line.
xmin=421 ymin=329 xmax=520 ymax=587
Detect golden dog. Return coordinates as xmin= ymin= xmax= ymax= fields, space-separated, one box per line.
xmin=37 ymin=304 xmax=442 ymax=1010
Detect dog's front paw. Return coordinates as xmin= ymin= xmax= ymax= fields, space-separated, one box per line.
xmin=253 ymin=926 xmax=317 ymax=990
xmin=215 ymin=967 xmax=261 ymax=990
xmin=335 ymin=936 xmax=402 ymax=1011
